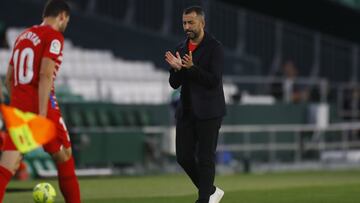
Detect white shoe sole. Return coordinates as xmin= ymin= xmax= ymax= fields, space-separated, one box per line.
xmin=209 ymin=187 xmax=224 ymax=203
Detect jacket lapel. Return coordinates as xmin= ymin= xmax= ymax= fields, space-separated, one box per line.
xmin=178 ymin=32 xmax=211 ymax=65
xmin=191 ymin=32 xmax=209 ymax=66
xmin=178 ymin=39 xmax=188 ymax=56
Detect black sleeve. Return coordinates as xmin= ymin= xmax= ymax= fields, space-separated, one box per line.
xmin=168 ymin=45 xmax=185 ymax=89
xmin=169 ymin=68 xmax=184 ymax=89
xmin=185 ymin=44 xmax=224 ymax=89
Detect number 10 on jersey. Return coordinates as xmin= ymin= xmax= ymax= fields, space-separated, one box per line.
xmin=13 ymin=47 xmax=34 ymax=86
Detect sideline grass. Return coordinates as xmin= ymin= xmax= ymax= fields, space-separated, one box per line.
xmin=4 ymin=170 xmax=360 ymax=203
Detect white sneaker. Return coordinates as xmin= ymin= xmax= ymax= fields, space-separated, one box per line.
xmin=209 ymin=187 xmax=224 ymax=203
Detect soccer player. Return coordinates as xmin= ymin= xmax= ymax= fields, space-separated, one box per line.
xmin=0 ymin=0 xmax=81 ymax=202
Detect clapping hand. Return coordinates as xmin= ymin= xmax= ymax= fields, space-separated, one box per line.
xmin=165 ymin=51 xmax=183 ymax=71
xmin=182 ymin=51 xmax=193 ymax=69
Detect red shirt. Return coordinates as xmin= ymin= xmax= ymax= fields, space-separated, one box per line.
xmin=188 ymin=41 xmax=198 ymax=52
xmin=9 ymin=25 xmax=64 ymax=113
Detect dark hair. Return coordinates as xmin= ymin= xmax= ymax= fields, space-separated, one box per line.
xmin=43 ymin=0 xmax=70 ymax=18
xmin=183 ymin=6 xmax=205 ymax=18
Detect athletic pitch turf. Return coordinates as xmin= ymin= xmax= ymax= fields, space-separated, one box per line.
xmin=4 ymin=170 xmax=360 ymax=203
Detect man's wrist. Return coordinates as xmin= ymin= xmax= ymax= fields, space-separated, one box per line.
xmin=185 ymin=65 xmax=194 ymax=69
xmin=173 ymin=66 xmax=182 ymax=72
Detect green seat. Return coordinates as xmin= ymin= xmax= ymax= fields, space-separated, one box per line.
xmin=97 ymin=108 xmax=111 ymax=126
xmin=83 ymin=108 xmax=98 ymax=127
xmin=146 ymin=105 xmax=170 ymax=125
xmin=69 ymin=108 xmax=84 ymax=127
xmin=108 ymin=108 xmax=124 ymax=126
xmin=123 ymin=110 xmax=137 ymax=126
xmin=136 ymin=109 xmax=151 ymax=126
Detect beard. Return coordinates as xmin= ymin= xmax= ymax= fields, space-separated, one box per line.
xmin=59 ymin=21 xmax=68 ymax=33
xmin=59 ymin=25 xmax=66 ymax=33
xmin=185 ymin=30 xmax=199 ymax=40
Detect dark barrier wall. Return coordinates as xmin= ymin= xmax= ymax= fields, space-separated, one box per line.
xmin=59 ymin=102 xmax=340 ymax=127
xmin=220 ymin=0 xmax=360 ymax=44
xmin=59 ymin=102 xmax=339 ymax=165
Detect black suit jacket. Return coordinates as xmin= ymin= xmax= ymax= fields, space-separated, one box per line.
xmin=169 ymin=32 xmax=226 ymax=120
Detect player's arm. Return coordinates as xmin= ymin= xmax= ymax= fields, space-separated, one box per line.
xmin=38 ymin=57 xmax=56 ymax=117
xmin=4 ymin=65 xmax=14 ymax=101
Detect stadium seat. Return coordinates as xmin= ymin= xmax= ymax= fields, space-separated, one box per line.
xmin=3 ymin=28 xmax=238 ymax=105
xmin=83 ymin=108 xmax=99 ymax=127
xmin=109 ymin=108 xmax=125 ymax=126
xmin=135 ymin=109 xmax=151 ymax=126
xmin=123 ymin=110 xmax=138 ymax=126
xmin=68 ymin=108 xmax=85 ymax=127
xmin=97 ymin=107 xmax=112 ymax=127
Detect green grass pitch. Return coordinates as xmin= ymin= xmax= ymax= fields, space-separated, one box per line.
xmin=4 ymin=170 xmax=360 ymax=203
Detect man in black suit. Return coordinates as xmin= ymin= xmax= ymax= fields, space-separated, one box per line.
xmin=165 ymin=6 xmax=225 ymax=203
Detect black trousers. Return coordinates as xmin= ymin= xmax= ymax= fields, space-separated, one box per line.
xmin=176 ymin=110 xmax=222 ymax=202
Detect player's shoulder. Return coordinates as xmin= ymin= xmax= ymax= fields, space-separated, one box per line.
xmin=16 ymin=26 xmax=35 ymax=40
xmin=35 ymin=25 xmax=64 ymax=41
xmin=205 ymin=32 xmax=222 ymax=47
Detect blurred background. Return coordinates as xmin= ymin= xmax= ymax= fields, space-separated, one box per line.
xmin=2 ymin=0 xmax=360 ymax=179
